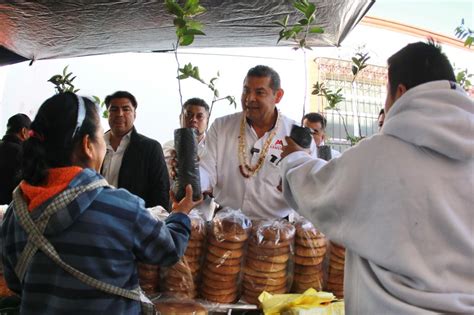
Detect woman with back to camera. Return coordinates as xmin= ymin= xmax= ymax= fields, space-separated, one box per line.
xmin=1 ymin=92 xmax=201 ymax=314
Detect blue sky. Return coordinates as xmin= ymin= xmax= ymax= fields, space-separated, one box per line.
xmin=368 ymin=0 xmax=473 ymax=37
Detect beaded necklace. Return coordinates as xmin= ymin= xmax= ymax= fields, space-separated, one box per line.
xmin=238 ymin=111 xmax=281 ymax=178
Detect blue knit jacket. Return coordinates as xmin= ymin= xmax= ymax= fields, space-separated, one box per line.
xmin=1 ymin=168 xmax=190 ymax=315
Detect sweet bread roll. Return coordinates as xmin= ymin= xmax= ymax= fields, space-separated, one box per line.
xmin=327 ymin=266 xmax=345 ymax=276
xmin=246 ymin=252 xmax=289 ymax=264
xmin=243 ymin=284 xmax=287 ymax=296
xmin=330 ymin=244 xmax=346 ymax=258
xmin=243 ymin=266 xmax=287 ymax=279
xmin=187 ymin=239 xmax=204 ymax=248
xmin=245 ymin=257 xmax=286 ymax=273
xmin=293 ymin=263 xmax=323 ymax=274
xmin=252 ymin=220 xmax=295 ymax=242
xmin=328 ymin=260 xmax=345 ymax=271
xmin=248 ymin=238 xmax=291 ymax=249
xmin=295 ymin=245 xmax=326 ymax=257
xmin=207 ymin=244 xmax=244 ymax=259
xmin=294 ymin=220 xmax=324 ymax=239
xmin=201 ymin=283 xmax=237 ymax=296
xmin=205 ymin=262 xmax=241 ymax=275
xmin=242 ymin=274 xmax=287 ymax=286
xmin=210 ymin=209 xmax=251 ymax=243
xmin=327 ymin=274 xmax=344 ymax=285
xmin=242 ymin=280 xmax=287 ymax=293
xmin=207 ymin=236 xmax=245 ymax=250
xmin=202 ymin=267 xmax=239 ymax=282
xmin=206 ymin=252 xmax=241 ymax=266
xmin=184 ymin=246 xmax=203 ymax=257
xmin=329 ymin=253 xmax=345 ymax=265
xmin=201 ymin=277 xmax=238 ymax=290
xmin=201 ymin=290 xmax=238 ymax=304
xmin=247 ymin=243 xmax=290 ymax=256
xmin=293 ymin=280 xmax=323 ymax=292
xmin=242 ymin=293 xmax=260 ymax=306
xmin=293 ymin=271 xmax=324 ymax=283
xmin=154 ymin=300 xmax=207 ymax=315
xmin=190 ymin=217 xmax=206 ymax=241
xmin=295 ymin=237 xmax=326 ymax=248
xmin=294 ymin=255 xmax=325 ymax=266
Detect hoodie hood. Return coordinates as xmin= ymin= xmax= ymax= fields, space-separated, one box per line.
xmin=17 ymin=168 xmax=107 ymax=236
xmin=383 ymin=80 xmax=474 ymax=161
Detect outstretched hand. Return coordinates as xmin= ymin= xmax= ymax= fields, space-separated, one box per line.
xmin=170 ymin=184 xmax=203 ymax=215
xmin=281 ymin=136 xmax=307 ymax=159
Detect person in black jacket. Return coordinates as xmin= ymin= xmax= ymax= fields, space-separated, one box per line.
xmin=101 ymin=91 xmax=170 ymax=209
xmin=0 ymin=113 xmax=31 ymax=204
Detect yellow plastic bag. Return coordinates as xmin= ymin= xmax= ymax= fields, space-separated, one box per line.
xmin=258 ymin=288 xmax=344 ymax=315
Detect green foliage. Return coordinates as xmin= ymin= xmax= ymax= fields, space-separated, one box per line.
xmin=455 ymin=18 xmax=473 ymax=47
xmin=47 ymin=65 xmax=107 ymax=118
xmin=455 ymin=68 xmax=473 ymax=91
xmin=351 ymin=52 xmax=370 ymax=80
xmin=48 ymin=65 xmax=78 ymax=94
xmin=312 ymin=51 xmax=371 ymax=146
xmin=275 ymin=0 xmax=324 ymax=50
xmin=179 ymin=66 xmax=237 ymax=117
xmin=165 ymin=0 xmax=206 ymax=47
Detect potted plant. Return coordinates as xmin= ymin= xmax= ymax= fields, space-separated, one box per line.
xmin=275 ymin=0 xmax=324 ymax=148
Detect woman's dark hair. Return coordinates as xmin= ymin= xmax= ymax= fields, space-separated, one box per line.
xmin=22 ymin=92 xmax=100 ymax=185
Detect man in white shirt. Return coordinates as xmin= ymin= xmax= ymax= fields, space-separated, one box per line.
xmin=281 ymin=42 xmax=474 ymax=314
xmin=163 ymin=97 xmax=210 ymax=172
xmin=101 ymin=91 xmax=170 ymax=208
xmin=199 ymin=65 xmax=316 ymax=220
xmin=302 ymin=112 xmax=341 ymax=159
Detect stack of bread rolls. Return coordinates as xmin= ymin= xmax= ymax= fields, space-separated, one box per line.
xmin=138 ymin=263 xmax=160 ymax=296
xmin=163 ymin=211 xmax=206 ymax=298
xmin=200 ymin=209 xmax=251 ymax=304
xmin=292 ymin=219 xmax=327 ymax=293
xmin=242 ymin=220 xmax=295 ymax=305
xmin=154 ymin=299 xmax=208 ymax=315
xmin=325 ymin=242 xmax=345 ymax=298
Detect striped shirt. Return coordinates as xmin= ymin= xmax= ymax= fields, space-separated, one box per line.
xmin=1 ymin=168 xmax=190 ymax=315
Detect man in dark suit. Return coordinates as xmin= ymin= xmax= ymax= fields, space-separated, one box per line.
xmin=101 ymin=91 xmax=170 ymax=209
xmin=0 ymin=113 xmax=31 ymax=204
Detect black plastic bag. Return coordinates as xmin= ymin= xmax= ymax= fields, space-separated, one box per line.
xmin=173 ymin=128 xmax=201 ymax=201
xmin=317 ymin=145 xmax=332 ymax=161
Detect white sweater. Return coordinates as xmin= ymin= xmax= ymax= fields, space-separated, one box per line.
xmin=281 ymin=81 xmax=474 ymax=314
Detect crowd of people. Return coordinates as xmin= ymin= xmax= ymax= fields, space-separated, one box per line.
xmin=0 ymin=41 xmax=472 ymax=314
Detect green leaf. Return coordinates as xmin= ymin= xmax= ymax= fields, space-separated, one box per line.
xmin=63 ymin=65 xmax=69 ymax=76
xmin=92 ymin=96 xmax=101 ymax=104
xmin=165 ymin=0 xmax=184 ymax=17
xmin=184 ymin=28 xmax=206 ymax=36
xmin=352 ymin=65 xmax=358 ymax=76
xmin=298 ymin=18 xmax=308 ymax=26
xmin=48 ymin=75 xmax=62 ymax=84
xmin=177 ymin=74 xmax=190 ymax=80
xmin=294 ymin=0 xmax=307 ymax=14
xmin=187 ymin=4 xmax=206 ymax=16
xmin=173 ymin=17 xmax=186 ymax=28
xmin=184 ymin=0 xmax=199 ymax=11
xmin=309 ymin=26 xmax=324 ymax=34
xmin=304 ymin=3 xmax=316 ymax=20
xmin=73 ymin=88 xmax=80 ymax=93
xmin=465 ymin=36 xmax=473 ymax=47
xmin=179 ymin=34 xmax=194 ymax=46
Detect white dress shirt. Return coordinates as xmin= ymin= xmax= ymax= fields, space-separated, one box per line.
xmin=200 ymin=111 xmax=316 ymax=220
xmin=101 ymin=130 xmax=132 ymax=187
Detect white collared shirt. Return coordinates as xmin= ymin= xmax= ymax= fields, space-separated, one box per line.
xmin=101 ymin=130 xmax=132 ymax=187
xmin=200 ymin=112 xmax=317 ymax=220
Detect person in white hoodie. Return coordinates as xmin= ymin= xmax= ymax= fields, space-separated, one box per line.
xmin=280 ymin=42 xmax=474 ymax=314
